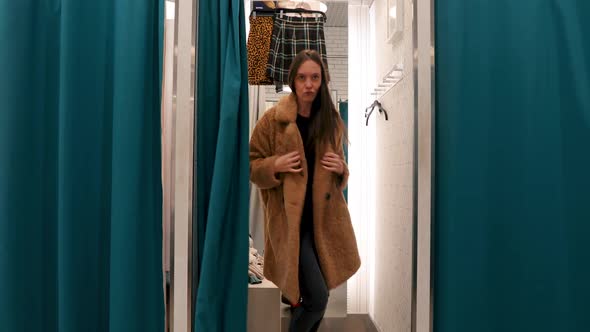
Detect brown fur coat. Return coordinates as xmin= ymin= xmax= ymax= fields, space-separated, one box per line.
xmin=249 ymin=94 xmax=361 ymax=305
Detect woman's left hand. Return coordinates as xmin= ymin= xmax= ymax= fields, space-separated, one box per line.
xmin=321 ymin=152 xmax=344 ymax=175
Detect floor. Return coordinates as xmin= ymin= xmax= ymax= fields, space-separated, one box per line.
xmin=281 ymin=314 xmax=379 ymax=332
xmin=279 ymin=292 xmax=379 ymax=332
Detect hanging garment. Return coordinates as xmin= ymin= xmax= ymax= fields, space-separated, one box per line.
xmin=247 ymin=16 xmax=275 ymax=85
xmin=266 ymin=14 xmax=328 ymax=86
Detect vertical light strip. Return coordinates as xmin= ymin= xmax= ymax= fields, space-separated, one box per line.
xmin=346 ymin=2 xmax=362 ymax=313
xmin=347 ymin=1 xmax=372 ymax=314
xmin=415 ymin=0 xmax=434 ymax=331
xmin=347 ymin=0 xmax=377 ymax=315
xmin=172 ymin=0 xmax=196 ymax=330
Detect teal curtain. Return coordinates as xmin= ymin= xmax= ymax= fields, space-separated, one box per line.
xmin=339 ymin=100 xmax=349 ymax=200
xmin=194 ymin=0 xmax=250 ymax=330
xmin=0 ymin=1 xmax=164 ymax=331
xmin=435 ymin=1 xmax=590 ymax=331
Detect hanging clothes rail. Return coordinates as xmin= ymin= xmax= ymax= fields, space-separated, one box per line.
xmin=250 ymin=1 xmax=327 ymax=19
xmin=251 ymin=7 xmax=327 ymax=19
xmin=248 ymin=1 xmax=329 ymax=92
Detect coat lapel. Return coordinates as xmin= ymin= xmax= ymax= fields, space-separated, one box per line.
xmin=275 ymin=94 xmax=307 ymax=224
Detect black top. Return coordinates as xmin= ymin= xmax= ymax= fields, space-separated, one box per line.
xmin=296 ymin=113 xmax=315 ymax=230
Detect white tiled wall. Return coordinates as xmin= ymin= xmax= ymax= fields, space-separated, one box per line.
xmin=371 ymin=0 xmax=415 ymax=331
xmin=265 ymin=26 xmax=349 ymax=104
xmin=325 ymin=27 xmax=349 ymax=102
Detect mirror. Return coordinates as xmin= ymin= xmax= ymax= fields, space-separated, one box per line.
xmin=246 ymin=0 xmax=350 ymax=326
xmin=246 ymin=1 xmax=416 ymax=331
xmin=387 ymin=0 xmax=404 ymax=44
xmin=167 ymin=0 xmax=427 ymax=330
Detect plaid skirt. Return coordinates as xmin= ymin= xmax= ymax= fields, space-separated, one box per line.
xmin=266 ymin=14 xmax=328 ymax=85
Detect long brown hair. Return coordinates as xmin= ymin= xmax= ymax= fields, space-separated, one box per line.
xmin=288 ymin=50 xmax=347 ymax=149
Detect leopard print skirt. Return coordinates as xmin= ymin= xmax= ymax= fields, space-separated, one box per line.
xmin=247 ymin=16 xmax=274 ymax=85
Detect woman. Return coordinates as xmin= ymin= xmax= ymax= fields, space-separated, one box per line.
xmin=249 ymin=50 xmax=360 ymax=331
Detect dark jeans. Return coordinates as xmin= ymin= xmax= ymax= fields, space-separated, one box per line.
xmin=289 ymin=224 xmax=329 ymax=332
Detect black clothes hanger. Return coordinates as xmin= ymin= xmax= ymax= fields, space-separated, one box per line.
xmin=364 ymin=100 xmax=389 ymax=126
xmin=250 ymin=8 xmax=275 ymax=17
xmin=250 ymin=7 xmax=327 ymax=20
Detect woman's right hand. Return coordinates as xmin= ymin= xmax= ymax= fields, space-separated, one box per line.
xmin=274 ymin=151 xmax=302 ymax=173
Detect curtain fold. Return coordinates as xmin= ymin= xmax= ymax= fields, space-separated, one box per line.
xmin=435 ymin=1 xmax=590 ymax=331
xmin=194 ymin=0 xmax=250 ymax=330
xmin=0 ymin=1 xmax=165 ymax=331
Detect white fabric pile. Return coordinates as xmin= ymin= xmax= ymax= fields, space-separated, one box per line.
xmin=248 ymin=236 xmax=265 ymax=282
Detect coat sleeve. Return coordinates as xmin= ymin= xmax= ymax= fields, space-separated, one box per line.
xmin=335 ymin=125 xmax=349 ymax=191
xmin=250 ymin=113 xmax=282 ymax=189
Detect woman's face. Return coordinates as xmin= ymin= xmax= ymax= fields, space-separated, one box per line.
xmin=294 ymin=59 xmax=322 ymax=106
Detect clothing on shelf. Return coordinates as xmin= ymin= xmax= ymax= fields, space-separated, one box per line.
xmin=252 ymin=1 xmax=276 ymax=11
xmin=248 ymin=275 xmax=262 ymax=285
xmin=248 ymin=236 xmax=265 ymax=284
